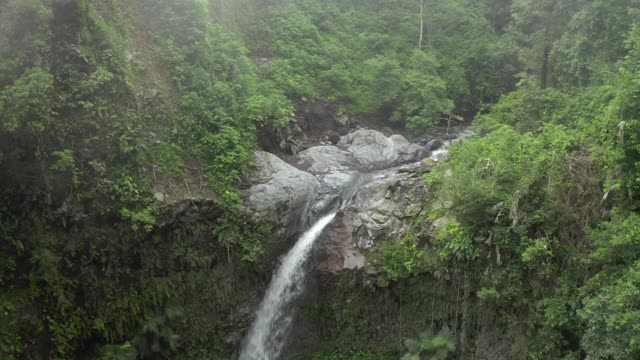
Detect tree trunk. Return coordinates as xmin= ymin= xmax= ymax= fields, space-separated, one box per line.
xmin=418 ymin=0 xmax=424 ymax=49
xmin=541 ymin=40 xmax=550 ymax=89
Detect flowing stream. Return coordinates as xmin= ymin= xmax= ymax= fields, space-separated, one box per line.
xmin=239 ymin=212 xmax=338 ymax=360
xmin=430 ymin=129 xmax=475 ymax=161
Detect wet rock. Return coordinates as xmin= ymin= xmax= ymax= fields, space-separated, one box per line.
xmin=328 ymin=131 xmax=340 ymax=144
xmin=315 ymin=212 xmax=367 ymax=273
xmin=391 ymin=134 xmax=429 ymax=163
xmin=296 ymin=145 xmax=356 ymax=174
xmin=338 ymin=129 xmax=398 ymax=170
xmin=338 ymin=129 xmax=428 ymax=170
xmin=351 ymin=172 xmax=427 ymax=249
xmin=243 ymin=151 xmax=320 ymax=237
xmin=316 ymin=165 xmax=429 ymax=272
xmin=426 ymin=138 xmax=443 ymax=150
xmin=295 ymin=145 xmax=374 ymax=216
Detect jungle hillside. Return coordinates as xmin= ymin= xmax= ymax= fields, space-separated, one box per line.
xmin=2 ymin=0 xmax=640 ymax=359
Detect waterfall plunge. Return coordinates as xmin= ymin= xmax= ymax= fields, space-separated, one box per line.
xmin=239 ymin=212 xmax=337 ymax=360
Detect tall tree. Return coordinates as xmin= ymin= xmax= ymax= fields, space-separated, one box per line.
xmin=418 ymin=0 xmax=424 ymax=49
xmin=510 ymin=0 xmax=575 ymax=88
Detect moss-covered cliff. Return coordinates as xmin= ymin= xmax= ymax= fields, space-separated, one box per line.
xmin=0 ymin=0 xmax=290 ymax=358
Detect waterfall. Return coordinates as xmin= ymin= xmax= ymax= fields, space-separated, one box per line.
xmin=239 ymin=212 xmax=337 ymax=360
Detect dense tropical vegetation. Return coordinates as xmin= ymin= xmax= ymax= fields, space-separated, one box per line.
xmin=2 ymin=0 xmax=640 ymax=358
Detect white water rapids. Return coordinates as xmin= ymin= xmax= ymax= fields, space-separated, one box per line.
xmin=239 ymin=212 xmax=337 ymax=360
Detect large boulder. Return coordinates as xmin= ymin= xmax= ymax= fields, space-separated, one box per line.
xmin=390 ymin=134 xmax=429 ymax=164
xmin=337 ymin=129 xmax=427 ymax=170
xmin=295 ymin=145 xmax=356 ymax=174
xmin=244 ymin=151 xmax=320 ymax=237
xmin=294 ymin=145 xmax=365 ymax=217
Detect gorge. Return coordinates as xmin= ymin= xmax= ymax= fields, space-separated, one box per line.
xmin=3 ymin=0 xmax=640 ymax=359
xmin=238 ymin=125 xmax=469 ymax=359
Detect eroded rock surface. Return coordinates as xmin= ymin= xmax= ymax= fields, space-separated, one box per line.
xmin=296 ymin=145 xmax=356 ymax=173
xmin=243 ymin=151 xmax=320 ymax=237
xmin=337 ymin=129 xmax=428 ymax=170
xmin=294 ymin=145 xmax=363 ymax=217
xmin=316 ymin=163 xmax=429 ymax=273
xmin=244 ymin=130 xmax=434 ymax=271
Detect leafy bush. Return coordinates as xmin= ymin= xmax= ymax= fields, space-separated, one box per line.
xmin=402 ymin=331 xmax=455 ymax=360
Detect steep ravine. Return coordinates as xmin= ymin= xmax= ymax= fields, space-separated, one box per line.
xmin=237 ymin=127 xmax=521 ymax=359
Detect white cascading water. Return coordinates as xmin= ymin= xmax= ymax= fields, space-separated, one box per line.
xmin=239 ymin=212 xmax=337 ymax=360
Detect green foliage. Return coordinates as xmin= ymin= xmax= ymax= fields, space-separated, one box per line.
xmin=478 ymin=79 xmax=569 ymax=131
xmin=435 ymin=222 xmax=477 ymax=263
xmin=435 ymin=125 xmax=574 ymax=230
xmin=51 ymin=149 xmax=80 ymax=186
xmin=392 ymin=51 xmax=454 ymax=132
xmin=409 ymin=4 xmax=640 ymax=358
xmin=308 ymin=351 xmax=392 ymax=360
xmin=369 ymin=231 xmax=436 ymax=284
xmin=402 ymin=331 xmax=455 ymax=360
xmin=218 ymin=216 xmax=266 ymax=263
xmin=552 ymin=0 xmax=638 ymax=87
xmin=144 ymin=0 xmax=294 ymax=202
xmin=590 ymin=212 xmax=640 ymax=267
xmin=423 ymin=123 xmax=588 ymax=356
xmin=0 ymin=0 xmax=51 ymax=80
xmin=3 ymin=0 xmax=640 ymax=358
xmin=581 ymin=260 xmax=640 ymax=359
xmin=596 ymin=24 xmax=640 ymax=202
xmin=580 ymin=212 xmax=640 ymax=358
xmin=0 ymin=67 xmax=54 ymax=134
xmin=521 ymin=237 xmax=555 ymax=269
xmin=132 ymin=308 xmax=182 ymax=359
xmin=0 ymin=0 xmax=289 ymax=358
xmin=249 ymin=0 xmax=515 ymax=132
xmin=97 ymin=342 xmax=136 ymax=360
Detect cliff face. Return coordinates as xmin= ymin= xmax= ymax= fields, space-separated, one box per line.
xmin=287 ymin=158 xmax=525 ymax=360
xmin=314 ymin=162 xmax=430 ymax=274
xmin=0 ymin=1 xmax=289 ymax=358
xmin=290 ymin=271 xmax=527 ymax=359
xmin=239 ymin=122 xmax=527 ymax=359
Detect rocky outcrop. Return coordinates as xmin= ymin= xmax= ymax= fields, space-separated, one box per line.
xmin=295 ymin=145 xmax=356 ymax=174
xmin=244 ymin=129 xmax=436 ymax=273
xmin=245 ymin=126 xmax=514 ymax=360
xmin=291 ymin=129 xmax=430 ymax=178
xmin=315 ymin=162 xmax=429 ymax=273
xmin=294 ymin=145 xmax=362 ymax=217
xmin=291 ymin=129 xmax=430 ymax=220
xmin=337 ymin=129 xmax=428 ymax=170
xmin=243 ymin=151 xmax=320 ymax=238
